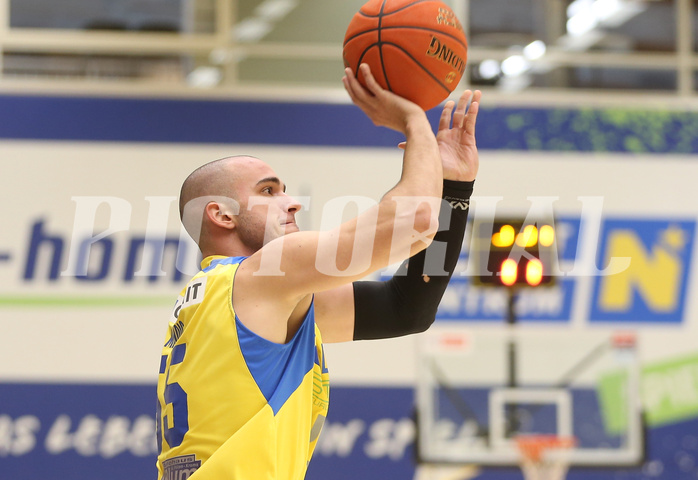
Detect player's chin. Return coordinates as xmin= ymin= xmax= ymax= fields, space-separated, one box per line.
xmin=282 ymin=223 xmax=300 ymax=234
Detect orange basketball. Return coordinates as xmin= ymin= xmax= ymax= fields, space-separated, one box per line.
xmin=343 ymin=0 xmax=468 ymax=111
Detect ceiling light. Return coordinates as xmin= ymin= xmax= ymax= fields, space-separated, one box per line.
xmin=523 ymin=40 xmax=546 ymax=60
xmin=234 ymin=18 xmax=273 ymax=43
xmin=478 ymin=59 xmax=501 ymax=79
xmin=254 ymin=0 xmax=299 ymax=21
xmin=567 ymin=0 xmax=594 ymax=18
xmin=501 ymin=55 xmax=530 ymax=76
xmin=592 ymin=0 xmax=622 ymax=21
xmin=592 ymin=0 xmax=647 ymax=27
xmin=566 ymin=10 xmax=599 ymax=36
xmin=187 ymin=67 xmax=222 ymax=88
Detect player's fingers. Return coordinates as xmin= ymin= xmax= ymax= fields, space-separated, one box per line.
xmin=397 ymin=141 xmax=407 ymax=150
xmin=343 ymin=76 xmax=361 ymax=105
xmin=359 ymin=63 xmax=384 ymax=96
xmin=438 ymin=101 xmax=456 ymax=131
xmin=469 ymin=90 xmax=482 ymax=117
xmin=472 ymin=89 xmax=482 ymax=103
xmin=344 ymin=67 xmax=371 ymax=104
xmin=342 ymin=70 xmax=357 ymax=97
xmin=463 ymin=94 xmax=480 ymax=137
xmin=452 ymin=90 xmax=471 ymax=129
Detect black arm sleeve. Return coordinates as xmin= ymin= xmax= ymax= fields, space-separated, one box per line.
xmin=352 ymin=180 xmax=474 ymax=340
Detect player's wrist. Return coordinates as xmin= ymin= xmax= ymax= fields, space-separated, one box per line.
xmin=402 ymin=110 xmax=431 ymax=134
xmin=442 ymin=179 xmax=474 ymax=204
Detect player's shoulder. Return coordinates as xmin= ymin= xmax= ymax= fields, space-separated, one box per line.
xmin=200 ymin=255 xmax=247 ymax=274
xmin=176 ymin=255 xmax=247 ymax=303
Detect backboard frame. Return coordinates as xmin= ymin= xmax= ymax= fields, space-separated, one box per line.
xmin=416 ymin=328 xmax=645 ymax=467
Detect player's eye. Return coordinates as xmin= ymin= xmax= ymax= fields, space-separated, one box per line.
xmin=262 ymin=186 xmax=273 ymax=194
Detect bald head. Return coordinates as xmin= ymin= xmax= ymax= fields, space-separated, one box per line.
xmin=181 ymin=158 xmax=232 ymax=217
xmin=179 ymin=155 xmax=261 ymax=239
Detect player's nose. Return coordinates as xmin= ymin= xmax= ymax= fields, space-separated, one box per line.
xmin=282 ymin=193 xmax=302 ymax=213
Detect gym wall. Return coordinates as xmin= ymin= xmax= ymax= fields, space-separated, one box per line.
xmin=0 ymin=94 xmax=696 ymax=479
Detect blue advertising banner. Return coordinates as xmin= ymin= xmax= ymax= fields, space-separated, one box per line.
xmin=1 ymin=383 xmax=698 ymax=480
xmin=437 ymin=276 xmax=577 ymax=322
xmin=3 ymin=95 xmax=698 ymax=153
xmin=0 ymin=383 xmax=157 ymax=479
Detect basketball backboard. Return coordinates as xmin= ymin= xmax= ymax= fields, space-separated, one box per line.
xmin=416 ymin=327 xmax=643 ymax=467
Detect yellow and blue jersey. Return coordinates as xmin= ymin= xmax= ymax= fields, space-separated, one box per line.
xmin=156 ymin=255 xmax=330 ymax=480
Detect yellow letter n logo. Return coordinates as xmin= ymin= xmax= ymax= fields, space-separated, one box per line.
xmin=591 ymin=220 xmax=695 ymax=323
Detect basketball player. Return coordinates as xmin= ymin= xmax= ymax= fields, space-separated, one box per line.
xmin=156 ymin=63 xmax=481 ymax=479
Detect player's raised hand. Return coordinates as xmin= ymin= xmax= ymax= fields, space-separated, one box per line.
xmin=436 ymin=90 xmax=481 ymax=182
xmin=343 ymin=63 xmax=426 ymax=134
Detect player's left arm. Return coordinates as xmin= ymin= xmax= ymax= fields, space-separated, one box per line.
xmin=316 ymin=90 xmax=480 ymax=343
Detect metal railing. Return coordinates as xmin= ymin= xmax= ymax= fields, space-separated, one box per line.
xmin=0 ymin=0 xmax=696 ymax=108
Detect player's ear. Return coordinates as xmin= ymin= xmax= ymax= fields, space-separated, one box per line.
xmin=205 ymin=201 xmax=237 ymax=230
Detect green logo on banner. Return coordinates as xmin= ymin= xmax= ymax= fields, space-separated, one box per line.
xmin=598 ymin=352 xmax=698 ymax=433
xmin=597 ymin=369 xmax=632 ymax=434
